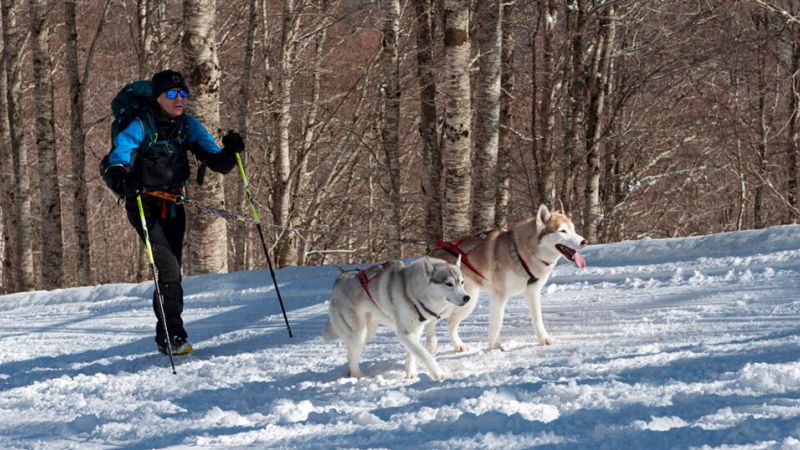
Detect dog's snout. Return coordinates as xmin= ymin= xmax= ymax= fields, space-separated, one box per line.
xmin=580 ymin=239 xmax=589 ymax=247
xmin=463 ymin=295 xmax=470 ymax=303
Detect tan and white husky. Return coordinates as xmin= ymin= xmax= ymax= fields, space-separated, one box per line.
xmin=430 ymin=204 xmax=588 ymax=352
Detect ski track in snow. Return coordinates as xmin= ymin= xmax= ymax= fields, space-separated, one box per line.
xmin=1 ymin=226 xmax=799 ymax=449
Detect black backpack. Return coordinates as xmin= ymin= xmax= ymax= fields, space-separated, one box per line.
xmin=99 ymin=80 xmax=156 ymax=174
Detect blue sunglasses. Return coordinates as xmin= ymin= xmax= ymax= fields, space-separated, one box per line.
xmin=165 ymin=89 xmax=188 ymax=100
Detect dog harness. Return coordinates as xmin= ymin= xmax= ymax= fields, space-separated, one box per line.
xmin=412 ymin=299 xmax=442 ymax=321
xmin=510 ymin=231 xmax=550 ymax=285
xmin=435 ymin=238 xmax=487 ymax=280
xmin=357 ymin=262 xmax=392 ymax=308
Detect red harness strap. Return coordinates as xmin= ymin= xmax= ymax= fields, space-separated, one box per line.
xmin=435 ymin=238 xmax=487 ymax=280
xmin=357 ymin=262 xmax=392 ymax=307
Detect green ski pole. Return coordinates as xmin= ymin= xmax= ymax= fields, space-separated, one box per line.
xmin=235 ymin=153 xmax=293 ymax=337
xmin=137 ymin=195 xmax=177 ymax=373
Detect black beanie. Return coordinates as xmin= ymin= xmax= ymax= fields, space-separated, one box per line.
xmin=151 ymin=70 xmax=189 ymax=98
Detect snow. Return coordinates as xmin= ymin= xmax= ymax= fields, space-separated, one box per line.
xmin=1 ymin=225 xmax=799 ymax=449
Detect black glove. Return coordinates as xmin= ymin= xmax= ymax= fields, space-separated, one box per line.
xmin=103 ymin=165 xmax=139 ymax=197
xmin=222 ymin=130 xmax=245 ymax=154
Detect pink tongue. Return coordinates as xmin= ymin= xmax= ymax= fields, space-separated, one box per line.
xmin=572 ymin=251 xmax=587 ymax=269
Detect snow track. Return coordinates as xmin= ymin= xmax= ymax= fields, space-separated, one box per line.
xmin=1 ymin=226 xmax=799 ymax=449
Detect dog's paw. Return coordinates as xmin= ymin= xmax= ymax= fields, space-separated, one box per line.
xmin=539 ymin=336 xmax=557 ymax=346
xmin=433 ymin=371 xmax=450 ymax=381
xmin=486 ymin=340 xmax=505 ymax=351
xmin=345 ymin=369 xmax=365 ymax=379
xmin=453 ymin=342 xmax=470 ymax=353
xmin=405 ymin=370 xmax=419 ymax=379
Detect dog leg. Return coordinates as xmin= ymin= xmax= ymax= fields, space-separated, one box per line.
xmin=397 ymin=327 xmax=446 ymax=380
xmin=345 ymin=321 xmax=369 ymax=378
xmin=487 ymin=296 xmax=508 ymax=350
xmin=424 ymin=320 xmax=438 ymax=354
xmin=447 ymin=286 xmax=479 ymax=352
xmin=525 ymin=283 xmax=556 ymax=345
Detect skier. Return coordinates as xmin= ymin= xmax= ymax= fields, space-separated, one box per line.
xmin=101 ymin=69 xmax=245 ymax=355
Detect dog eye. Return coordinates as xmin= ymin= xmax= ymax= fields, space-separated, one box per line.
xmin=560 ymin=229 xmax=567 ymax=233
xmin=446 ymin=282 xmax=454 ymax=287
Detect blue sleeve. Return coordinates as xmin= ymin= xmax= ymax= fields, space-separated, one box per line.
xmin=186 ymin=114 xmax=222 ymax=154
xmin=108 ymin=119 xmax=145 ymax=167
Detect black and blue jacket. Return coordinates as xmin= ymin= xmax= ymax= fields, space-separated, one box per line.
xmin=105 ymin=108 xmax=235 ymax=192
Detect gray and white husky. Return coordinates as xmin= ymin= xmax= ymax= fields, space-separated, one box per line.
xmin=323 ymin=257 xmax=470 ymax=380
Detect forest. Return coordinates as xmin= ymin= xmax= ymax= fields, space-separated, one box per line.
xmin=0 ymin=0 xmax=798 ymax=293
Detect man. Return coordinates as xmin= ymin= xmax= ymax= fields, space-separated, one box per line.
xmin=102 ymin=69 xmax=244 ymax=355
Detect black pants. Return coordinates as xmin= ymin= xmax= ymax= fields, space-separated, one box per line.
xmin=126 ymin=196 xmax=187 ymax=344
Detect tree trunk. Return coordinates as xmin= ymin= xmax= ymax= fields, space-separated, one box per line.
xmin=563 ymin=0 xmax=585 ymax=215
xmin=787 ymin=22 xmax=799 ymax=222
xmin=413 ymin=0 xmax=442 ymax=249
xmin=584 ymin=3 xmax=616 ymax=242
xmin=0 ymin=3 xmax=12 ymax=293
xmin=537 ymin=0 xmax=558 ymax=207
xmin=2 ymin=0 xmax=34 ymax=290
xmin=495 ymin=0 xmax=516 ymax=229
xmin=183 ymin=0 xmax=228 ymax=273
xmin=472 ymin=0 xmax=501 ymax=231
xmin=274 ymin=0 xmax=296 ymax=266
xmin=31 ymin=0 xmax=64 ymax=289
xmin=65 ymin=0 xmax=107 ymax=287
xmin=230 ymin=0 xmax=259 ymax=271
xmin=442 ymin=0 xmax=472 ymax=240
xmin=382 ymin=0 xmax=403 ymax=258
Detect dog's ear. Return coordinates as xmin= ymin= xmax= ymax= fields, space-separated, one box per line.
xmin=557 ymin=199 xmax=565 ymax=214
xmin=455 ymin=254 xmax=462 ymax=269
xmin=423 ymin=256 xmax=434 ymax=279
xmin=536 ymin=204 xmax=551 ymax=227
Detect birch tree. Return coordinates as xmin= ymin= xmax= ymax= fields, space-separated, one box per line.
xmin=413 ymin=0 xmax=442 ymax=249
xmin=230 ymin=0 xmax=259 ymax=271
xmin=495 ymin=0 xmax=517 ymax=228
xmin=381 ymin=0 xmax=403 ymax=257
xmin=65 ymin=0 xmax=110 ymax=287
xmin=31 ymin=0 xmax=64 ymax=289
xmin=472 ymin=0 xmax=502 ymax=232
xmin=2 ymin=0 xmax=33 ymax=290
xmin=584 ymin=3 xmax=617 ymax=242
xmin=442 ymin=0 xmax=472 ymax=240
xmin=0 ymin=4 xmax=10 ymax=292
xmin=535 ymin=0 xmax=559 ymax=207
xmin=273 ymin=0 xmax=297 ymax=266
xmin=183 ymin=0 xmax=228 ymax=273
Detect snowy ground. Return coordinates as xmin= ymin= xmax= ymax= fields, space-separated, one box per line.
xmin=1 ymin=226 xmax=799 ymax=449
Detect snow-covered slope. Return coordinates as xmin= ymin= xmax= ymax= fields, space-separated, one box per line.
xmin=1 ymin=226 xmax=799 ymax=449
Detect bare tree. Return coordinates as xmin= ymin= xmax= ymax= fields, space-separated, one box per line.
xmin=381 ymin=0 xmax=403 ymax=257
xmin=495 ymin=0 xmax=517 ymax=229
xmin=472 ymin=0 xmax=501 ymax=231
xmin=30 ymin=0 xmax=64 ymax=289
xmin=273 ymin=0 xmax=297 ymax=266
xmin=229 ymin=0 xmax=259 ymax=271
xmin=442 ymin=0 xmax=472 ymax=240
xmin=413 ymin=0 xmax=442 ymax=249
xmin=184 ymin=0 xmax=228 ymax=273
xmin=535 ymin=0 xmax=559 ymax=207
xmin=2 ymin=0 xmax=33 ymax=290
xmin=584 ymin=2 xmax=617 ymax=242
xmin=65 ymin=0 xmax=111 ymax=287
xmin=0 ymin=3 xmax=11 ymax=293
